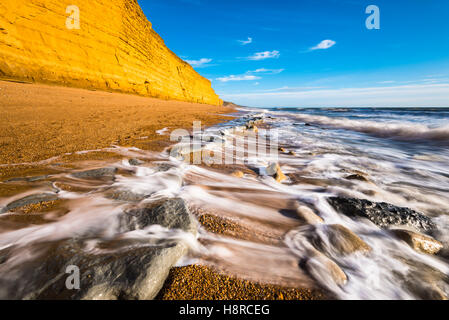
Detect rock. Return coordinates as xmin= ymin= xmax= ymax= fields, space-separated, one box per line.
xmin=328 ymin=197 xmax=436 ymax=231
xmin=128 ymin=159 xmax=143 ymax=166
xmin=155 ymin=162 xmax=176 ymax=172
xmin=265 ymin=163 xmax=287 ymax=183
xmin=121 ymin=198 xmax=196 ymax=233
xmin=278 ymin=147 xmax=286 ymax=153
xmin=289 ymin=151 xmax=297 ymax=156
xmin=392 ymin=229 xmax=443 ymax=255
xmin=71 ymin=167 xmax=117 ymax=180
xmin=0 ymin=198 xmax=197 ymax=300
xmin=5 ymin=175 xmax=49 ymax=183
xmin=304 ymin=248 xmax=347 ymax=286
xmin=275 ymin=169 xmax=287 ymax=183
xmin=325 ymin=224 xmax=371 ymax=255
xmin=105 ymin=190 xmax=147 ymax=202
xmin=231 ymin=171 xmax=244 ymax=178
xmin=0 ymin=193 xmax=58 ymax=214
xmin=295 ymin=205 xmax=324 ymax=225
xmin=345 ymin=174 xmax=370 ymax=182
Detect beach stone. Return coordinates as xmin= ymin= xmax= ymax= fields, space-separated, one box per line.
xmin=71 ymin=167 xmax=117 ymax=180
xmin=345 ymin=174 xmax=370 ymax=182
xmin=304 ymin=248 xmax=347 ymax=286
xmin=128 ymin=158 xmax=143 ymax=166
xmin=0 ymin=198 xmax=196 ymax=300
xmin=295 ymin=205 xmax=324 ymax=225
xmin=392 ymin=229 xmax=443 ymax=255
xmin=265 ymin=163 xmax=287 ymax=183
xmin=155 ymin=162 xmax=176 ymax=172
xmin=231 ymin=171 xmax=244 ymax=178
xmin=105 ymin=190 xmax=147 ymax=202
xmin=0 ymin=193 xmax=58 ymax=214
xmin=121 ymin=198 xmax=196 ymax=233
xmin=5 ymin=175 xmax=49 ymax=183
xmin=169 ymin=144 xmax=192 ymax=160
xmin=328 ymin=197 xmax=436 ymax=231
xmin=325 ymin=224 xmax=371 ymax=255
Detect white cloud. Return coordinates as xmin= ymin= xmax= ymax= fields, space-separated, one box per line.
xmin=310 ymin=40 xmax=336 ymax=50
xmin=220 ymin=83 xmax=449 ymax=107
xmin=185 ymin=58 xmax=212 ymax=67
xmin=238 ymin=37 xmax=253 ymax=45
xmin=217 ymin=75 xmax=261 ymax=82
xmin=249 ymin=68 xmax=284 ymax=74
xmin=247 ymin=50 xmax=280 ymax=60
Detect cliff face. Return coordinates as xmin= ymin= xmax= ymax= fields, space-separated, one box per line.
xmin=0 ymin=0 xmax=222 ymax=105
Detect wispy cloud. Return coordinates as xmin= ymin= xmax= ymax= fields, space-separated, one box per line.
xmin=247 ymin=50 xmax=280 ymax=60
xmin=310 ymin=39 xmax=336 ymax=51
xmin=238 ymin=37 xmax=253 ymax=45
xmin=221 ymin=83 xmax=449 ymax=107
xmin=217 ymin=75 xmax=261 ymax=82
xmin=185 ymin=58 xmax=213 ymax=68
xmin=248 ymin=68 xmax=285 ymax=74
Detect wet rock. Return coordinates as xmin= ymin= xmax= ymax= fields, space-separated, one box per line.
xmin=295 ymin=205 xmax=324 ymax=225
xmin=121 ymin=198 xmax=196 ymax=233
xmin=0 ymin=198 xmax=196 ymax=300
xmin=392 ymin=229 xmax=443 ymax=255
xmin=5 ymin=175 xmax=49 ymax=183
xmin=325 ymin=224 xmax=371 ymax=255
xmin=265 ymin=163 xmax=287 ymax=183
xmin=71 ymin=167 xmax=117 ymax=180
xmin=328 ymin=197 xmax=436 ymax=231
xmin=155 ymin=162 xmax=176 ymax=172
xmin=304 ymin=248 xmax=347 ymax=286
xmin=168 ymin=144 xmax=191 ymax=160
xmin=345 ymin=174 xmax=370 ymax=182
xmin=105 ymin=190 xmax=147 ymax=202
xmin=128 ymin=159 xmax=143 ymax=166
xmin=0 ymin=193 xmax=58 ymax=214
xmin=231 ymin=171 xmax=244 ymax=178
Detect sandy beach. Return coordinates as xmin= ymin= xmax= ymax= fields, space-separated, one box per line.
xmin=0 ymin=80 xmax=327 ymax=300
xmin=0 ymin=80 xmax=233 ymax=178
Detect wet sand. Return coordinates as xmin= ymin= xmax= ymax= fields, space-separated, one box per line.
xmin=0 ymin=81 xmax=324 ymax=300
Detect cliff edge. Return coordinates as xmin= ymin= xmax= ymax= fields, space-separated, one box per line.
xmin=0 ymin=0 xmax=222 ymax=105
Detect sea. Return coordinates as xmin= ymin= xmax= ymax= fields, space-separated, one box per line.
xmin=0 ymin=107 xmax=448 ymax=299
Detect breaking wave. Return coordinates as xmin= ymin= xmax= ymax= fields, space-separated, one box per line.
xmin=292 ymin=113 xmax=449 ymax=143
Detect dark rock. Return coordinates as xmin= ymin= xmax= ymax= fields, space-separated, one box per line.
xmin=71 ymin=167 xmax=117 ymax=180
xmin=328 ymin=197 xmax=436 ymax=231
xmin=155 ymin=162 xmax=176 ymax=172
xmin=0 ymin=193 xmax=58 ymax=214
xmin=0 ymin=198 xmax=196 ymax=300
xmin=345 ymin=174 xmax=370 ymax=182
xmin=128 ymin=159 xmax=143 ymax=166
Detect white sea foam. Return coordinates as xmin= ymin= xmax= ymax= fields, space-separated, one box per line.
xmin=292 ymin=113 xmax=449 ymax=142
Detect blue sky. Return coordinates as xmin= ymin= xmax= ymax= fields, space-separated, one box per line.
xmin=139 ymin=0 xmax=449 ymax=107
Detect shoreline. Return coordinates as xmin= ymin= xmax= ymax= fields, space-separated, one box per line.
xmin=0 ymin=80 xmax=326 ymax=300
xmin=0 ymin=80 xmax=234 ymax=179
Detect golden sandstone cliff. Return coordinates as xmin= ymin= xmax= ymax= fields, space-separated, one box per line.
xmin=0 ymin=0 xmax=222 ymax=105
